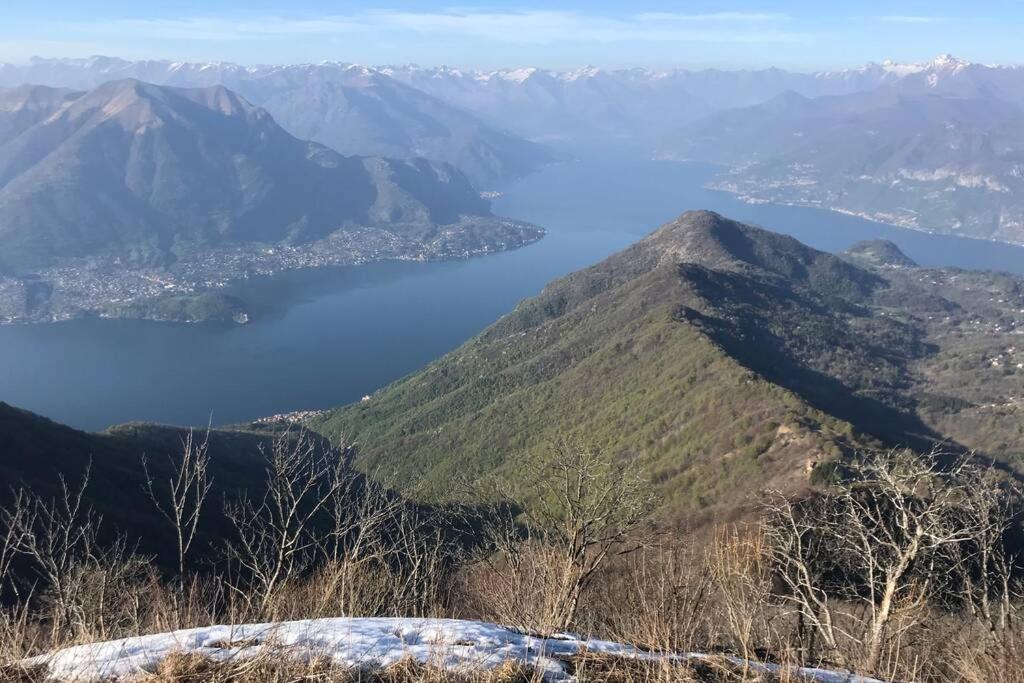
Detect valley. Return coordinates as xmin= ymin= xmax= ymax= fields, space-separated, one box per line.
xmin=4 ymin=31 xmax=1024 ymax=678
xmin=6 ymin=159 xmax=1024 ymax=435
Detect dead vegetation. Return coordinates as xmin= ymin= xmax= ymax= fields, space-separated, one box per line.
xmin=1 ymin=435 xmax=1023 ymax=682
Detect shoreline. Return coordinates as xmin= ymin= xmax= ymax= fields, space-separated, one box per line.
xmin=0 ymin=219 xmax=545 ymax=326
xmin=703 ymin=172 xmax=1024 ymax=250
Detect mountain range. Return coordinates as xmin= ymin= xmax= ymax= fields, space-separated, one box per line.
xmin=666 ymin=79 xmax=1024 ymax=244
xmin=6 ymin=54 xmax=1024 ymax=246
xmin=382 ymin=54 xmax=1020 ymax=148
xmin=6 ymin=54 xmax=1015 ymax=152
xmin=0 ymin=79 xmax=541 ymax=322
xmin=0 ymin=58 xmax=555 ymax=188
xmin=310 ymin=211 xmax=1024 ymax=522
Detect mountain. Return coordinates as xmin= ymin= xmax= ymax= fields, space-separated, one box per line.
xmin=0 ymin=79 xmax=491 ymax=269
xmin=0 ymin=58 xmax=554 ymax=188
xmin=666 ymin=81 xmax=1024 ymax=245
xmin=310 ymin=211 xmax=1024 ymax=522
xmin=5 ymin=54 xmax=1019 ymax=171
xmin=0 ymin=84 xmax=78 ymax=144
xmin=0 ymin=80 xmax=541 ymax=322
xmin=382 ymin=65 xmax=716 ymax=152
xmin=379 ymin=57 xmax=1001 ymax=150
xmin=841 ymin=240 xmax=919 ymax=269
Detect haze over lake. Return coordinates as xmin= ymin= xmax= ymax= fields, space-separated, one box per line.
xmin=4 ymin=159 xmax=1023 ymax=431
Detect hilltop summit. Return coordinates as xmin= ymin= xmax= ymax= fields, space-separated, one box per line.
xmin=842 ymin=240 xmax=919 ymax=268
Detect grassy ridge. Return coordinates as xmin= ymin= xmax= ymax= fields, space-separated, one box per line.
xmin=311 ymin=213 xmax=874 ymax=519
xmin=312 ymin=211 xmax=1024 ymax=519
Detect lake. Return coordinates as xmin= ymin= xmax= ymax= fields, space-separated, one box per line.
xmin=3 ymin=159 xmax=1024 ymax=431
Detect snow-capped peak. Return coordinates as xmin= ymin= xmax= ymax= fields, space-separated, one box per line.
xmin=560 ymin=65 xmax=602 ymax=82
xmin=878 ymin=58 xmax=928 ymax=76
xmin=929 ymin=53 xmax=972 ymax=71
xmin=500 ymin=67 xmax=539 ymax=83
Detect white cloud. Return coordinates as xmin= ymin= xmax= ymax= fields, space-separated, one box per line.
xmin=53 ymin=9 xmax=808 ymax=46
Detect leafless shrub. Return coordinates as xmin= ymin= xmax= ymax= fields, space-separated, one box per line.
xmin=706 ymin=526 xmax=777 ymax=668
xmin=0 ymin=489 xmax=33 ymax=600
xmin=581 ymin=541 xmax=713 ymax=653
xmin=762 ymin=448 xmax=1020 ymax=675
xmin=221 ymin=431 xmax=348 ymax=614
xmin=220 ymin=431 xmax=464 ymax=622
xmin=6 ymin=436 xmax=1024 ymax=681
xmin=1 ymin=466 xmax=153 ymax=647
xmin=475 ymin=440 xmax=654 ymax=634
xmin=143 ymin=430 xmax=214 ymax=577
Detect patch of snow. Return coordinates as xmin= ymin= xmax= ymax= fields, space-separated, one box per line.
xmin=929 ymin=53 xmax=973 ymax=72
xmin=879 ymin=59 xmax=928 ymax=76
xmin=30 ymin=617 xmax=887 ymax=683
xmin=499 ymin=68 xmax=539 ymax=83
xmin=560 ymin=66 xmax=601 ymax=82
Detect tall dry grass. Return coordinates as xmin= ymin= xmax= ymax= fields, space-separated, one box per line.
xmin=1 ymin=439 xmax=1023 ymax=682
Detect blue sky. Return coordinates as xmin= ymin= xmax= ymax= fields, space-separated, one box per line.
xmin=2 ymin=1 xmax=1022 ymax=70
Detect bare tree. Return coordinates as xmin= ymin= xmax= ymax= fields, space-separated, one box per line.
xmin=14 ymin=466 xmax=102 ymax=642
xmin=763 ymin=449 xmax=1016 ymax=673
xmin=481 ymin=440 xmax=653 ymax=632
xmin=0 ymin=489 xmax=33 ymax=599
xmin=4 ymin=465 xmax=151 ymax=644
xmin=707 ymin=525 xmax=775 ymax=667
xmin=142 ymin=429 xmax=213 ymax=576
xmin=956 ymin=464 xmax=1020 ymax=633
xmin=222 ymin=430 xmax=348 ymax=614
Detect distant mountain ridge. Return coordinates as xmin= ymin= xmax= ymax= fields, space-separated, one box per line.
xmin=6 ymin=54 xmax=1024 ymax=245
xmin=5 ymin=54 xmax=1014 ymax=154
xmin=311 ymin=211 xmax=1024 ymax=521
xmin=665 ymin=82 xmax=1024 ymax=244
xmin=0 ymin=58 xmax=555 ymax=188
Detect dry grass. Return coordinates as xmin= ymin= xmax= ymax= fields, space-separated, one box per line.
xmin=2 ymin=441 xmax=1023 ymax=682
xmin=4 ymin=537 xmax=1024 ymax=682
xmin=0 ymin=661 xmax=48 ymax=683
xmin=136 ymin=651 xmax=803 ymax=683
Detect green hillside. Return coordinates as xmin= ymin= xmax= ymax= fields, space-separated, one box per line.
xmin=311 ymin=211 xmax=1024 ymax=520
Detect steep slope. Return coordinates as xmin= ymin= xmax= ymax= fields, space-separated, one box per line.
xmin=0 ymin=402 xmax=443 ymax=571
xmin=248 ymin=67 xmax=555 ymax=189
xmin=311 ymin=212 xmax=1024 ymax=520
xmin=0 ymin=59 xmax=554 ymax=188
xmin=0 ymin=401 xmax=279 ymax=565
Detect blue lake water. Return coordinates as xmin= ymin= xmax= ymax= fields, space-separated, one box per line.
xmin=2 ymin=159 xmax=1023 ymax=431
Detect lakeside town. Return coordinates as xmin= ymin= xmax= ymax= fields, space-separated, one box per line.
xmin=0 ymin=219 xmax=543 ymax=325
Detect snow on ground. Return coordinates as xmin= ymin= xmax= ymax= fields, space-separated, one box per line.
xmin=29 ymin=617 xmax=886 ymax=682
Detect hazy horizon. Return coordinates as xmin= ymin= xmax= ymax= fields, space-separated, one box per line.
xmin=0 ymin=50 xmax=1012 ymax=75
xmin=4 ymin=1 xmax=1024 ymax=71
